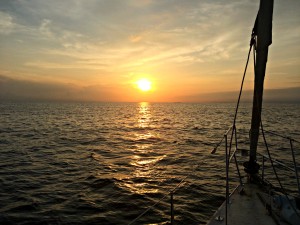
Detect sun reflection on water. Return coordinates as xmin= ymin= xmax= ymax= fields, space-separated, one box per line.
xmin=138 ymin=102 xmax=150 ymax=128
xmin=123 ymin=102 xmax=166 ymax=194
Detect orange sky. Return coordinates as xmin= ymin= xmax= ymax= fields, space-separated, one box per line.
xmin=0 ymin=0 xmax=299 ymax=102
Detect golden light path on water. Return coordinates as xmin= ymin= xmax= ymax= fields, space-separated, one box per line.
xmin=124 ymin=102 xmax=167 ymax=194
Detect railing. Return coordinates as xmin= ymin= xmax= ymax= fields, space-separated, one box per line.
xmin=211 ymin=125 xmax=300 ymax=225
xmin=262 ymin=130 xmax=300 ymax=195
xmin=257 ymin=130 xmax=300 ymax=196
xmin=211 ymin=125 xmax=244 ymax=225
xmin=127 ymin=126 xmax=299 ymax=225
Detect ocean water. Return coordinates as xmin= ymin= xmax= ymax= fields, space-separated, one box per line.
xmin=0 ymin=102 xmax=299 ymax=225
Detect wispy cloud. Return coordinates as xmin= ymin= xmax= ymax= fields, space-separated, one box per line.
xmin=0 ymin=74 xmax=119 ymax=102
xmin=0 ymin=11 xmax=15 ymax=34
xmin=0 ymin=0 xmax=299 ymax=102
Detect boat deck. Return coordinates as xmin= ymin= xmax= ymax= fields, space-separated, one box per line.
xmin=206 ymin=183 xmax=289 ymax=225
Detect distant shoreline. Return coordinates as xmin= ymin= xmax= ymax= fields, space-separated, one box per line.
xmin=1 ymin=75 xmax=299 ymax=103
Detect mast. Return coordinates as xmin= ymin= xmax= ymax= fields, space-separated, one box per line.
xmin=245 ymin=0 xmax=274 ymax=175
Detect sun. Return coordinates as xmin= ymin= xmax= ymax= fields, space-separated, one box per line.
xmin=137 ymin=79 xmax=152 ymax=92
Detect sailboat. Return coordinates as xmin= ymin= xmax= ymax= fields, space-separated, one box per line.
xmin=207 ymin=0 xmax=300 ymax=224
xmin=126 ymin=1 xmax=299 ymax=224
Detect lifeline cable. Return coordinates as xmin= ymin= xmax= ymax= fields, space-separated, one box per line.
xmin=127 ymin=163 xmax=201 ymax=224
xmin=260 ymin=120 xmax=300 ymax=218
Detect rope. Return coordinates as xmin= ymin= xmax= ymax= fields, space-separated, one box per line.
xmin=212 ymin=31 xmax=256 ymax=156
xmin=228 ymin=35 xmax=256 ymax=157
xmin=232 ymin=37 xmax=255 ymax=129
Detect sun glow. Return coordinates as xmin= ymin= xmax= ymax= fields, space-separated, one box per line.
xmin=137 ymin=79 xmax=152 ymax=92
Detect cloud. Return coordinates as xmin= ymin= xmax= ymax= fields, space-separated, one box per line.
xmin=39 ymin=19 xmax=53 ymax=38
xmin=0 ymin=0 xmax=299 ymax=100
xmin=0 ymin=11 xmax=15 ymax=34
xmin=0 ymin=75 xmax=118 ymax=102
xmin=176 ymin=87 xmax=300 ymax=103
xmin=24 ymin=60 xmax=107 ymax=70
xmin=129 ymin=35 xmax=142 ymax=43
xmin=0 ymin=0 xmax=263 ymax=69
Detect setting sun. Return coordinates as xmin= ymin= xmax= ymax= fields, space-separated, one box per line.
xmin=137 ymin=79 xmax=152 ymax=92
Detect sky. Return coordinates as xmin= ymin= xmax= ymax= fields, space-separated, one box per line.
xmin=0 ymin=0 xmax=299 ymax=102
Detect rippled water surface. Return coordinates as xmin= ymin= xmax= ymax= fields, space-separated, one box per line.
xmin=0 ymin=102 xmax=299 ymax=224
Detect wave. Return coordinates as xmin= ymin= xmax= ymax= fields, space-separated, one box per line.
xmin=0 ymin=102 xmax=299 ymax=224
